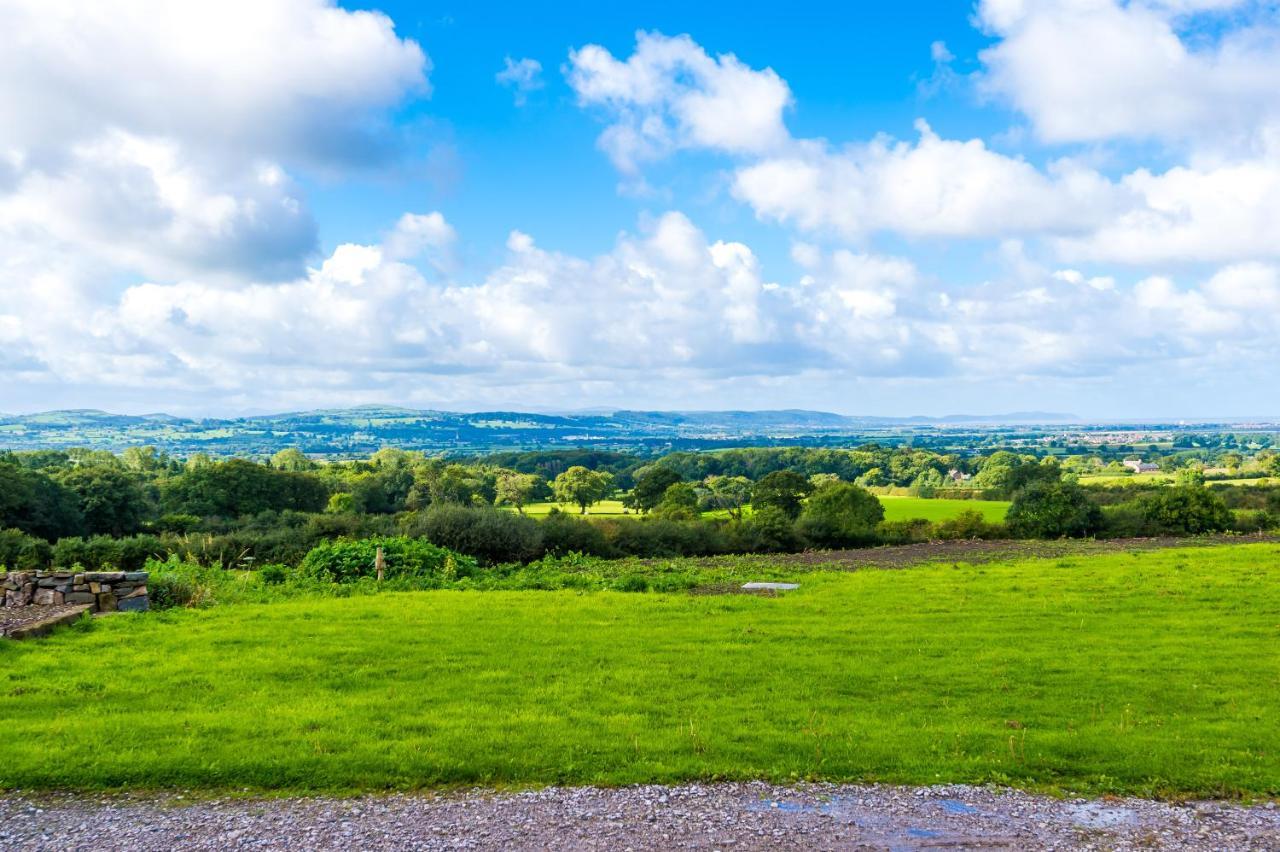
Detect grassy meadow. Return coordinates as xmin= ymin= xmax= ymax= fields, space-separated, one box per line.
xmin=878 ymin=495 xmax=1009 ymax=523
xmin=518 ymin=495 xmax=1010 ymax=523
xmin=2 ymin=543 xmax=1278 ymax=797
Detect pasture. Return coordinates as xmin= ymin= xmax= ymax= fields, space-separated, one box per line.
xmin=877 ymin=495 xmax=1009 ymax=523
xmin=517 ymin=496 xmax=1011 ymax=523
xmin=2 ymin=543 xmax=1277 ymax=797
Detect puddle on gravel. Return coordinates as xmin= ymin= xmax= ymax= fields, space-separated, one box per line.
xmin=1067 ymin=802 xmax=1141 ymax=829
xmin=938 ymin=798 xmax=979 ymax=815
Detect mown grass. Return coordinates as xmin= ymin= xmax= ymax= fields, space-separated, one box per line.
xmin=1 ymin=543 xmax=1277 ymax=797
xmin=520 ymin=496 xmax=1010 ymax=523
xmin=878 ymin=496 xmax=1009 ymax=523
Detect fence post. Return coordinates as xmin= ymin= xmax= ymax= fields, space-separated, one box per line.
xmin=375 ymin=546 xmax=386 ymax=582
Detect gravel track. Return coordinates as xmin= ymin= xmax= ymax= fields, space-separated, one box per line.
xmin=3 ymin=783 xmax=1277 ymax=851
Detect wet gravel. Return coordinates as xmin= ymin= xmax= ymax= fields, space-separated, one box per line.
xmin=3 ymin=783 xmax=1277 ymax=850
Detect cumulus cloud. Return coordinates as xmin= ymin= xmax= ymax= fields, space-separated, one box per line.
xmin=0 ymin=0 xmax=429 ymax=281
xmin=496 ymin=57 xmax=544 ymax=106
xmin=733 ymin=121 xmax=1122 ymax=239
xmin=4 ymin=208 xmax=1277 ymax=409
xmin=975 ymin=0 xmax=1280 ymax=148
xmin=566 ymin=31 xmax=793 ymax=172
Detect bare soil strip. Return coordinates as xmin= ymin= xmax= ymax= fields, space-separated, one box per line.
xmin=676 ymin=533 xmax=1280 ymax=572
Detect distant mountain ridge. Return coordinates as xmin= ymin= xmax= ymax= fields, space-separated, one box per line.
xmin=0 ymin=406 xmax=1084 ymax=456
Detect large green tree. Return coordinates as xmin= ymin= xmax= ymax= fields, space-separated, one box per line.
xmin=59 ymin=465 xmax=149 ymax=536
xmin=552 ymin=466 xmax=614 ymax=513
xmin=628 ymin=466 xmax=683 ymax=513
xmin=751 ymin=470 xmax=814 ymax=520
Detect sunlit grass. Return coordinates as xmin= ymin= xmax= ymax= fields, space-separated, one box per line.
xmin=2 ymin=543 xmax=1277 ymax=797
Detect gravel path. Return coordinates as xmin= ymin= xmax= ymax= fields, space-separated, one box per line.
xmin=0 ymin=604 xmax=88 ymax=638
xmin=3 ymin=783 xmax=1277 ymax=850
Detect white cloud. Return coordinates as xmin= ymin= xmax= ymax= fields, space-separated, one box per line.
xmin=733 ymin=121 xmax=1121 ymax=239
xmin=0 ymin=0 xmax=429 ymax=281
xmin=4 ymin=208 xmax=1276 ymax=410
xmin=976 ymin=0 xmax=1280 ymax=148
xmin=496 ymin=57 xmax=544 ymax=106
xmin=1055 ymin=157 xmax=1280 ymax=263
xmin=566 ymin=31 xmax=792 ymax=172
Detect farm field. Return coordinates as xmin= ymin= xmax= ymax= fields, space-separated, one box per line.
xmin=520 ymin=499 xmax=629 ymax=516
xmin=2 ymin=543 xmax=1277 ymax=797
xmin=518 ymin=496 xmax=1010 ymax=523
xmin=877 ymin=495 xmax=1009 ymax=523
xmin=1077 ymin=472 xmax=1176 ymax=485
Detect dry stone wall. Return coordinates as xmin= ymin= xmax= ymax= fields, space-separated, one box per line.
xmin=2 ymin=570 xmax=149 ymax=612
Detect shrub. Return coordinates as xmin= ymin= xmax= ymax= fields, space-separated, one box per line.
xmin=258 ymin=563 xmax=289 ymax=585
xmin=0 ymin=528 xmax=52 ymax=570
xmin=52 ymin=534 xmax=165 ymax=571
xmin=1006 ymin=481 xmax=1103 ymax=539
xmin=1139 ymin=486 xmax=1233 ymax=535
xmin=795 ymin=482 xmax=884 ymax=548
xmin=876 ymin=518 xmax=935 ymax=545
xmin=540 ymin=511 xmax=612 ymax=557
xmin=935 ymin=510 xmax=1008 ymax=540
xmin=597 ymin=517 xmax=727 ymax=558
xmin=1099 ymin=503 xmax=1150 ymax=538
xmin=1230 ymin=509 xmax=1274 ymax=534
xmin=299 ymin=536 xmax=476 ymax=584
xmin=402 ymin=506 xmax=544 ymax=565
xmin=741 ymin=505 xmax=801 ymax=552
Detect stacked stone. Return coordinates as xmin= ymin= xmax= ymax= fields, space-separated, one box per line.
xmin=1 ymin=570 xmax=149 ymax=612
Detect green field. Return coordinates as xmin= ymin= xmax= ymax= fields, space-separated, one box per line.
xmin=2 ymin=543 xmax=1278 ymax=796
xmin=519 ymin=496 xmax=1010 ymax=523
xmin=520 ymin=499 xmax=630 ymax=516
xmin=878 ymin=496 xmax=1009 ymax=523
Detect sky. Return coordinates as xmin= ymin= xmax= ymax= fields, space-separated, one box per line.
xmin=1 ymin=0 xmax=1279 ymax=418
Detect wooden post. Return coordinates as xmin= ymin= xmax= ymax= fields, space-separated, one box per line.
xmin=375 ymin=546 xmax=386 ymax=582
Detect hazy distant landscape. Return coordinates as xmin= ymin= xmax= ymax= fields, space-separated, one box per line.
xmin=3 ymin=406 xmax=1274 ymax=457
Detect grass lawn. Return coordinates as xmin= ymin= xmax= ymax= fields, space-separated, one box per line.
xmin=519 ymin=499 xmax=630 ymax=516
xmin=2 ymin=543 xmax=1277 ymax=796
xmin=520 ymin=496 xmax=1010 ymax=523
xmin=878 ymin=496 xmax=1009 ymax=523
xmin=1078 ymin=473 xmax=1176 ymax=485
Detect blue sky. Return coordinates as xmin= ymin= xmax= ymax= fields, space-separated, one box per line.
xmin=1 ymin=0 xmax=1278 ymax=418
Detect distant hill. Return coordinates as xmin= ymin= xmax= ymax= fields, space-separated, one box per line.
xmin=0 ymin=406 xmax=1084 ymax=457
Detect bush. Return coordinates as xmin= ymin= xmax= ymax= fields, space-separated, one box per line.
xmin=1230 ymin=509 xmax=1274 ymax=534
xmin=1139 ymin=486 xmax=1234 ymax=535
xmin=876 ymin=518 xmax=935 ymax=545
xmin=1006 ymin=481 xmax=1103 ymax=539
xmin=258 ymin=563 xmax=289 ymax=585
xmin=1099 ymin=503 xmax=1150 ymax=538
xmin=597 ymin=517 xmax=727 ymax=558
xmin=299 ymin=536 xmax=476 ymax=584
xmin=402 ymin=506 xmax=543 ymax=565
xmin=0 ymin=528 xmax=52 ymax=570
xmin=540 ymin=511 xmax=612 ymax=557
xmin=935 ymin=510 xmax=1008 ymax=540
xmin=741 ymin=505 xmax=801 ymax=552
xmin=52 ymin=534 xmax=165 ymax=571
xmin=795 ymin=482 xmax=884 ymax=548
